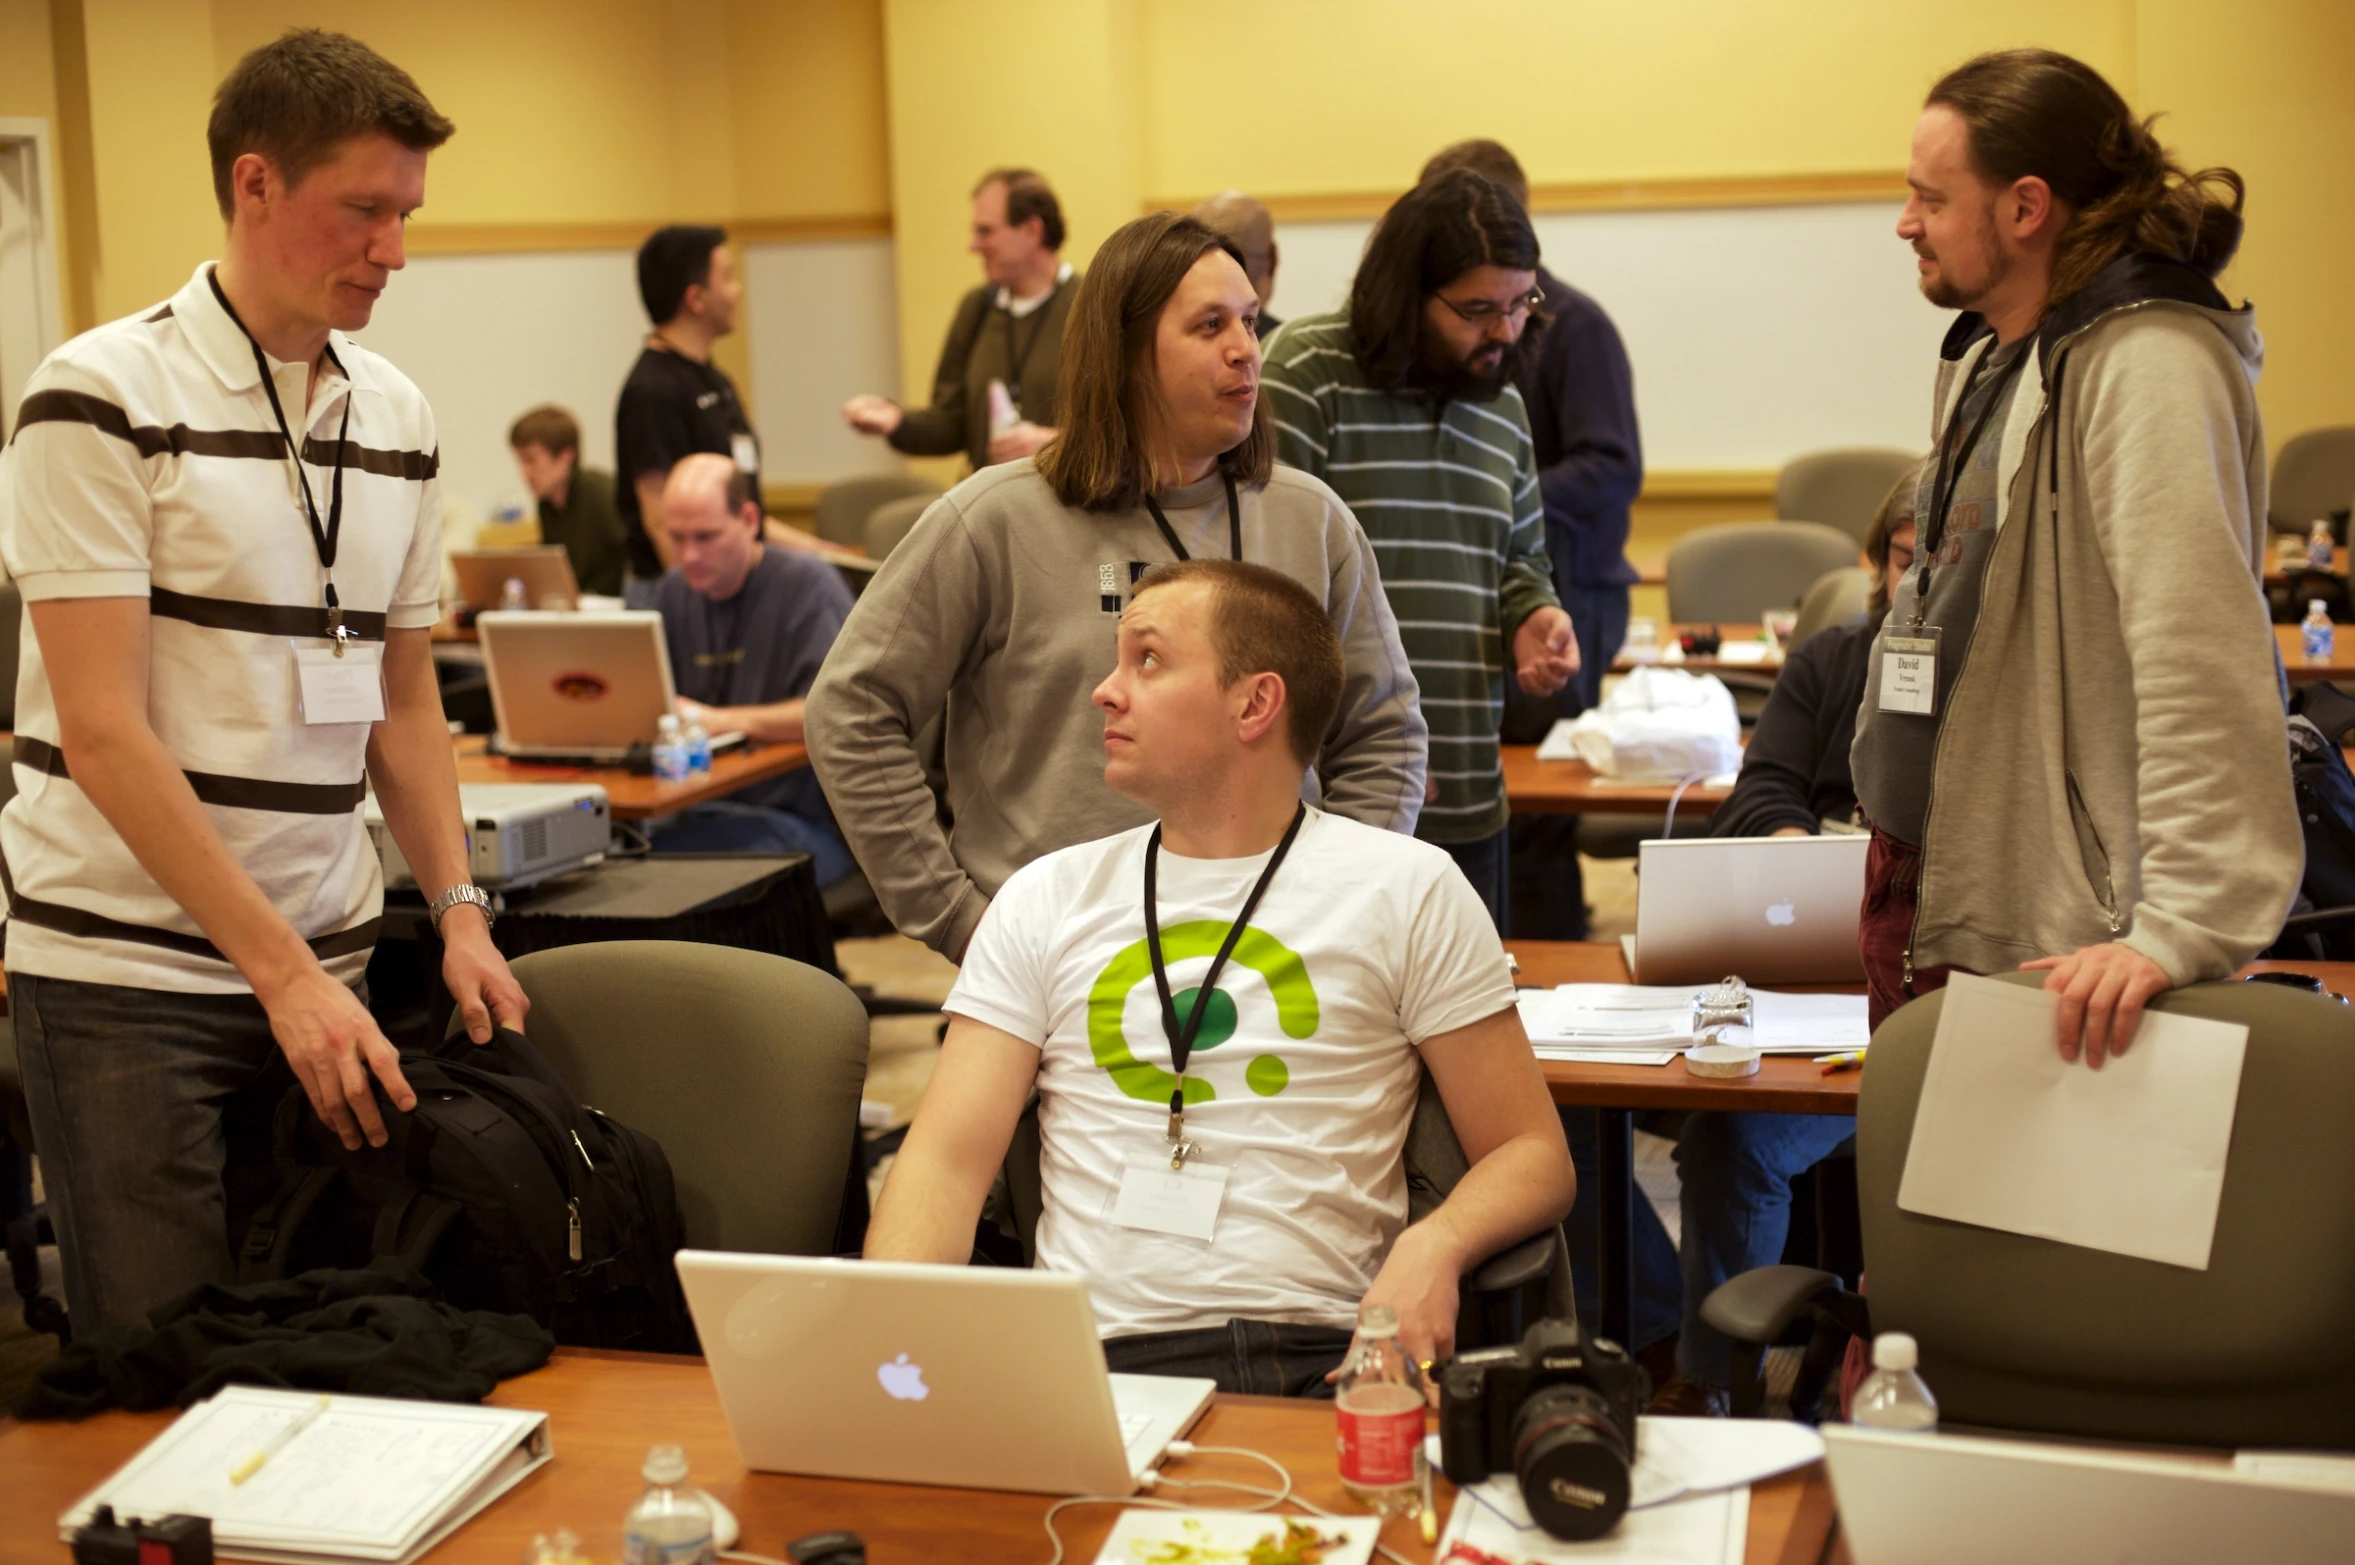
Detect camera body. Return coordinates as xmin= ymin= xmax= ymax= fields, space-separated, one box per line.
xmin=1437 ymin=1318 xmax=1644 ymax=1541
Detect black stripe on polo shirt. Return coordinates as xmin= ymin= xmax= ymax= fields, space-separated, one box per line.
xmin=12 ymin=389 xmax=438 ymax=478
xmin=145 ymin=305 xmax=174 ymax=323
xmin=149 ymin=586 xmax=388 ymax=642
xmin=0 ymin=855 xmax=381 ymax=965
xmin=14 ymin=736 xmax=366 ymax=815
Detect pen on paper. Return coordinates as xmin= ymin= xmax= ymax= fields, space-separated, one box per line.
xmin=1817 ymin=1051 xmax=1866 ymax=1075
xmin=230 ymin=1395 xmax=330 ymax=1486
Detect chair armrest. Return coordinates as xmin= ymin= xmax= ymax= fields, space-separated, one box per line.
xmin=1467 ymin=1227 xmax=1559 ymax=1295
xmin=1700 ymin=1264 xmax=1859 ymax=1345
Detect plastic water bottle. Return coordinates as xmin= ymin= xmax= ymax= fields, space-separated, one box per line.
xmin=1852 ymin=1331 xmax=1939 ymax=1432
xmin=2303 ymin=599 xmax=2335 ymax=664
xmin=622 ymin=1445 xmax=714 ymax=1565
xmin=2310 ymin=520 xmax=2335 ymax=571
xmin=682 ymin=714 xmax=713 ymax=775
xmin=500 ymin=575 xmax=528 ymax=611
xmin=1335 ymin=1302 xmax=1427 ymax=1517
xmin=652 ymin=715 xmax=690 ymax=782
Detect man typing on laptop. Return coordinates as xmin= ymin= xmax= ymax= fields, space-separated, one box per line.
xmin=865 ymin=560 xmax=1572 ymax=1394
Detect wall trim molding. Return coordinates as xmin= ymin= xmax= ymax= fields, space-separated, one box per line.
xmin=404 ymin=212 xmax=893 ymax=256
xmin=1148 ymin=170 xmax=1906 ymax=225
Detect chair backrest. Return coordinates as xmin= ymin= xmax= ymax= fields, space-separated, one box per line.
xmin=865 ymin=494 xmax=935 ymax=560
xmin=1790 ymin=566 xmax=1872 ymax=648
xmin=1857 ymin=971 xmax=2355 ymax=1448
xmin=1666 ymin=521 xmax=1861 ymax=625
xmin=2268 ymin=426 xmax=2355 ymax=537
xmin=1775 ymin=448 xmax=1921 ymax=545
xmin=495 ymin=940 xmax=869 ymax=1256
xmin=814 ymin=473 xmax=941 ymax=547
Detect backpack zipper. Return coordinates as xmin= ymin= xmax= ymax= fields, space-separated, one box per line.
xmin=567 ymin=1198 xmax=583 ymax=1262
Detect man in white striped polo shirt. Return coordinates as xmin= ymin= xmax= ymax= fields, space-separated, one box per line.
xmin=0 ymin=31 xmax=527 ymax=1329
xmin=1262 ymin=169 xmax=1579 ymax=923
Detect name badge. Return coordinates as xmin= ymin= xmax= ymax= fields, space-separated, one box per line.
xmin=730 ymin=431 xmax=759 ymax=474
xmin=1109 ymin=1150 xmax=1229 ymax=1242
xmin=1878 ymin=630 xmax=1941 ymax=716
xmin=293 ymin=641 xmax=386 ymax=725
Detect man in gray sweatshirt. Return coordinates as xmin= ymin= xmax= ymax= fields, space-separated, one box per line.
xmin=806 ymin=212 xmax=1426 ymax=962
xmin=1851 ymin=49 xmax=2300 ymax=1062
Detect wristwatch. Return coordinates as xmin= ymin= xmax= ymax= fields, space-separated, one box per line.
xmin=428 ymin=882 xmax=497 ymax=934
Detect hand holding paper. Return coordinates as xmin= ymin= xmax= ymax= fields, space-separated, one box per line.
xmin=2020 ymin=941 xmax=2173 ymax=1067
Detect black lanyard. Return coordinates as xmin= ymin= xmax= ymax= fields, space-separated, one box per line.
xmin=1914 ymin=339 xmax=2030 ymax=617
xmin=209 ymin=272 xmax=354 ymax=652
xmin=1141 ymin=472 xmax=1243 ymax=564
xmin=1143 ymin=801 xmax=1306 ymax=1166
xmin=999 ymin=278 xmax=1061 ymax=411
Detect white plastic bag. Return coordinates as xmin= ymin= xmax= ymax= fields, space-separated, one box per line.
xmin=1546 ymin=666 xmax=1742 ymax=780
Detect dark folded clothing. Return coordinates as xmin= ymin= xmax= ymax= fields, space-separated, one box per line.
xmin=15 ymin=1264 xmax=554 ymax=1420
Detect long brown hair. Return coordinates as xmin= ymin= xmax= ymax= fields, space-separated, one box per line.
xmin=1037 ymin=212 xmax=1275 ymax=514
xmin=1927 ymin=49 xmax=2243 ymax=310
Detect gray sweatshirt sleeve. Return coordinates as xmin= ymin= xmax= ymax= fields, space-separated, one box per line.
xmin=1316 ymin=498 xmax=1429 ymax=833
xmin=804 ymin=498 xmax=994 ymax=960
xmin=2078 ymin=313 xmax=2302 ymax=982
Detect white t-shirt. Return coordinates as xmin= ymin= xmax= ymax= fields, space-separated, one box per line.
xmin=944 ymin=809 xmax=1517 ymax=1338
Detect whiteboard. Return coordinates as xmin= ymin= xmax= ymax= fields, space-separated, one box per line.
xmin=354 ymin=237 xmax=907 ymax=524
xmin=1270 ymin=201 xmax=1950 ymax=470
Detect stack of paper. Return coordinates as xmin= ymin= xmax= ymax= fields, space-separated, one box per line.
xmin=1517 ymin=984 xmax=1872 ymax=1065
xmin=59 ymin=1387 xmax=550 ymax=1565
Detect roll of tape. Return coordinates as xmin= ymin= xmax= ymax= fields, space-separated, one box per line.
xmin=1685 ymin=1043 xmax=1761 ymax=1078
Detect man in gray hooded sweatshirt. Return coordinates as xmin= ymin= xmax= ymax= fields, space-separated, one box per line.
xmin=1851 ymin=48 xmax=2300 ymax=1063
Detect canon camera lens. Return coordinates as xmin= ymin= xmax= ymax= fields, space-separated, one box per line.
xmin=1510 ymin=1382 xmax=1633 ymax=1540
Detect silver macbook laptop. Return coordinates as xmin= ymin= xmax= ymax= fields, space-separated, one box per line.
xmin=452 ymin=546 xmax=580 ymax=611
xmin=478 ymin=610 xmax=685 ymax=761
xmin=675 ymin=1251 xmax=1215 ymax=1496
xmin=1629 ymin=834 xmax=1868 ymax=985
xmin=1825 ymin=1424 xmax=2355 ymax=1565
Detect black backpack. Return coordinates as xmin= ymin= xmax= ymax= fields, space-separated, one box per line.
xmin=238 ymin=1026 xmax=696 ymax=1353
xmin=2264 ymin=681 xmax=2355 ymax=961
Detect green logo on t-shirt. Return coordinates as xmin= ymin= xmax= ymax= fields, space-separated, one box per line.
xmin=1085 ymin=921 xmax=1318 ymax=1104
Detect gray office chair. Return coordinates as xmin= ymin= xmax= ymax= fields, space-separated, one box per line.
xmin=455 ymin=941 xmax=870 ymax=1256
xmin=986 ymin=1068 xmax=1573 ymax=1351
xmin=813 ymin=474 xmax=941 ymax=548
xmin=864 ymin=494 xmax=935 ymax=561
xmin=2268 ymin=426 xmax=2355 ymax=539
xmin=1789 ymin=566 xmax=1872 ymax=649
xmin=1703 ymin=972 xmax=2355 ymax=1448
xmin=1774 ymin=448 xmax=1921 ymax=545
xmin=1665 ymin=522 xmax=1863 ymax=625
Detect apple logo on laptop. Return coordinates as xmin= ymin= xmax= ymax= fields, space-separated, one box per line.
xmin=1765 ymin=899 xmax=1797 ymax=928
xmin=877 ymin=1353 xmax=930 ymax=1401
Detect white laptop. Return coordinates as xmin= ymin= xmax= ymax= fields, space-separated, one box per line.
xmin=452 ymin=545 xmax=580 ymax=611
xmin=1825 ymin=1423 xmax=2355 ymax=1565
xmin=1627 ymin=834 xmax=1868 ymax=985
xmin=674 ymin=1251 xmax=1215 ymax=1496
xmin=477 ymin=610 xmax=737 ymax=762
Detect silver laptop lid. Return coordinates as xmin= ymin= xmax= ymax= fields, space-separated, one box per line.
xmin=674 ymin=1251 xmax=1207 ymax=1497
xmin=477 ymin=610 xmax=676 ymax=758
xmin=452 ymin=546 xmax=580 ymax=611
xmin=1633 ymin=834 xmax=1868 ymax=985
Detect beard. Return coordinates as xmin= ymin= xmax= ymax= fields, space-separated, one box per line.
xmin=1917 ymin=214 xmax=2011 ymax=311
xmin=1409 ymin=335 xmax=1523 ymax=404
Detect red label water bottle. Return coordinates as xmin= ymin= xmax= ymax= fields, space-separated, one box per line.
xmin=1335 ymin=1303 xmax=1427 ymax=1517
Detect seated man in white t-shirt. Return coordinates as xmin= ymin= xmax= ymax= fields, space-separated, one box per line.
xmin=865 ymin=558 xmax=1573 ymax=1395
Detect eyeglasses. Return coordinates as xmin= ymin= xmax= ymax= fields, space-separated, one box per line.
xmin=1433 ymin=288 xmax=1544 ymax=325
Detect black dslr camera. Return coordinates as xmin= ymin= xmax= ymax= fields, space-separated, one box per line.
xmin=1436 ymin=1318 xmax=1644 ymax=1541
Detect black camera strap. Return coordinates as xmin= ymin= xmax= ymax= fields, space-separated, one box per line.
xmin=1143 ymin=801 xmax=1304 ymax=1167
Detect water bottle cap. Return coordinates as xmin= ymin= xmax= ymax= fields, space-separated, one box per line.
xmin=658 ymin=714 xmax=682 ymax=735
xmin=1872 ymin=1331 xmax=1919 ymax=1371
xmin=2313 ymin=600 xmax=2330 ymax=616
xmin=641 ymin=1442 xmax=689 ymax=1484
xmin=1357 ymin=1302 xmax=1399 ymax=1336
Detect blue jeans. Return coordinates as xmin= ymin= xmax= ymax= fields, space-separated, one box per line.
xmin=1560 ymin=1108 xmax=1682 ymax=1353
xmin=1103 ymin=1319 xmax=1355 ymax=1397
xmin=1440 ymin=829 xmax=1506 ymax=931
xmin=1672 ymin=1112 xmax=1857 ymax=1388
xmin=11 ymin=972 xmax=313 ymax=1331
xmin=650 ymin=800 xmax=855 ymax=887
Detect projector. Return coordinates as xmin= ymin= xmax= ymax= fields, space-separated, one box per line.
xmin=367 ymin=783 xmax=611 ymax=892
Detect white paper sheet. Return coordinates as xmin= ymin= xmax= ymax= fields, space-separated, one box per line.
xmin=2233 ymin=1450 xmax=2355 ymax=1490
xmin=1896 ymin=973 xmax=2248 ymax=1269
xmin=1521 ymin=985 xmax=1702 ymax=1049
xmin=1627 ymin=1416 xmax=1827 ymax=1509
xmin=1746 ymin=991 xmax=1871 ymax=1052
xmin=1439 ymin=1477 xmax=1746 ymax=1564
xmin=1532 ymin=1048 xmax=1681 ymax=1067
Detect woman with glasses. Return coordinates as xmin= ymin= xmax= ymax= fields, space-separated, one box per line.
xmin=1260 ymin=168 xmax=1578 ymax=925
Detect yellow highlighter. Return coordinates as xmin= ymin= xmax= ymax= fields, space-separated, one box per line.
xmin=230 ymin=1395 xmax=330 ymax=1486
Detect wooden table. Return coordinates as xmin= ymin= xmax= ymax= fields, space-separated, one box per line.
xmin=2265 ymin=543 xmax=2345 ymax=585
xmin=448 ymin=735 xmax=809 ymax=822
xmin=0 ymin=1348 xmax=1836 ymax=1565
xmin=1503 ymin=745 xmax=1735 ymax=818
xmin=2278 ymin=621 xmax=2355 ymax=683
xmin=1613 ymin=622 xmax=1786 ymax=680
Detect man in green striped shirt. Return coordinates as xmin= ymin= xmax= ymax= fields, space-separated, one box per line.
xmin=1261 ymin=169 xmax=1578 ymax=922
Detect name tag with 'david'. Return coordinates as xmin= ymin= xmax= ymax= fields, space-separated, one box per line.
xmin=1109 ymin=1151 xmax=1229 ymax=1242
xmin=293 ymin=641 xmax=386 ymax=725
xmin=1878 ymin=630 xmax=1941 ymax=716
